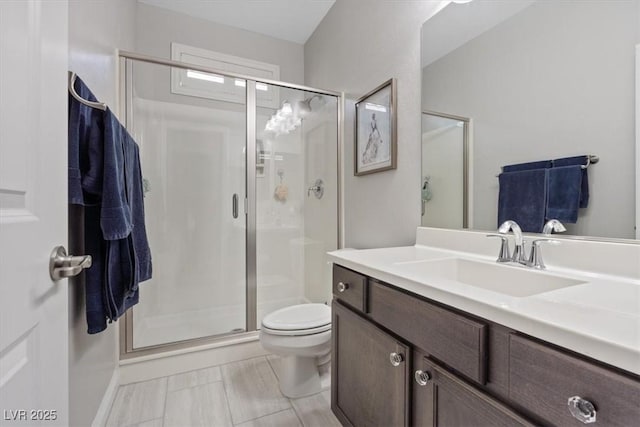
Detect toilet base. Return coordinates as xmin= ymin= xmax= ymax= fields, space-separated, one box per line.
xmin=278 ymin=355 xmax=322 ymax=398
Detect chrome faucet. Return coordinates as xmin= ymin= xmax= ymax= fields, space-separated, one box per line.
xmin=489 ymin=219 xmax=565 ymax=269
xmin=498 ymin=220 xmax=526 ymax=264
xmin=527 ymin=219 xmax=565 ymax=269
xmin=542 ymin=218 xmax=567 ymax=235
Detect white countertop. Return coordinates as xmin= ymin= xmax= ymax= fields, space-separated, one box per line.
xmin=328 ymin=244 xmax=640 ymax=376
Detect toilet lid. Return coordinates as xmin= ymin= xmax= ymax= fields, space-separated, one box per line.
xmin=261 ymin=303 xmax=331 ymax=332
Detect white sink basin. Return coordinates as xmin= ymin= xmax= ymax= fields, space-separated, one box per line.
xmin=394 ymin=258 xmax=587 ymax=297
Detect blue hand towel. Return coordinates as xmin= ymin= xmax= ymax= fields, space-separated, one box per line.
xmin=83 ymin=205 xmax=108 ymax=333
xmin=103 ymin=109 xmax=152 ymax=281
xmin=546 ymin=165 xmax=582 ymax=223
xmin=102 ymin=110 xmax=152 ymax=322
xmin=553 ymin=156 xmax=589 ymax=208
xmin=498 ymin=169 xmax=548 ymax=233
xmin=502 ymin=160 xmax=552 ymax=173
xmin=68 ymin=78 xmax=103 ymax=205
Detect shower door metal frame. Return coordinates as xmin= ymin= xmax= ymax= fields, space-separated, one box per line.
xmin=117 ymin=51 xmax=343 ymax=359
xmin=421 ymin=110 xmax=470 ymax=229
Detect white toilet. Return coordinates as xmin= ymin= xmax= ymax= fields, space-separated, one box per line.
xmin=259 ymin=303 xmax=331 ymax=398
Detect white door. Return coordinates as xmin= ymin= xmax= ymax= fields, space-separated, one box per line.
xmin=636 ymin=44 xmax=639 ymax=239
xmin=0 ymin=1 xmax=69 ymax=425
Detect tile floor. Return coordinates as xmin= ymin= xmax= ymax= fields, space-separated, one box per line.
xmin=106 ymin=355 xmax=340 ymax=427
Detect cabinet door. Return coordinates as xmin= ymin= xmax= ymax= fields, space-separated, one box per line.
xmin=332 ymin=301 xmax=410 ymax=427
xmin=413 ymin=357 xmax=534 ymax=427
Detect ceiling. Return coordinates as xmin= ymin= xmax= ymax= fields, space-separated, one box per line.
xmin=138 ymin=0 xmax=336 ymax=44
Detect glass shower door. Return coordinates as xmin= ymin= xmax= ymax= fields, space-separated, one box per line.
xmin=127 ymin=60 xmax=247 ymax=349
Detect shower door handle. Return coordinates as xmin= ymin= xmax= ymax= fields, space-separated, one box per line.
xmin=232 ymin=194 xmax=239 ymax=219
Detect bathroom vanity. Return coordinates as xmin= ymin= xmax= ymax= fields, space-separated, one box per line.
xmin=328 ymin=229 xmax=640 ymax=427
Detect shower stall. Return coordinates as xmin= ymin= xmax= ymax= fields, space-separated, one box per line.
xmin=118 ymin=52 xmax=341 ymax=356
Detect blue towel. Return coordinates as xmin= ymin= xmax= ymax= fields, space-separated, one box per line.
xmin=68 ymin=75 xmax=152 ymax=334
xmin=498 ymin=169 xmax=548 ymax=233
xmin=82 ymin=205 xmax=108 ymax=333
xmin=103 ymin=110 xmax=152 ymax=321
xmin=502 ymin=160 xmax=552 ymax=173
xmin=553 ymin=156 xmax=589 ymax=208
xmin=546 ymin=165 xmax=582 ymax=223
xmin=68 ymin=79 xmax=103 ymax=206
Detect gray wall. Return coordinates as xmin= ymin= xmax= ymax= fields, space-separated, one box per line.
xmin=304 ymin=0 xmax=445 ymax=249
xmin=68 ymin=1 xmax=136 ymax=426
xmin=135 ymin=2 xmax=305 ymax=85
xmin=422 ymin=1 xmax=638 ymax=239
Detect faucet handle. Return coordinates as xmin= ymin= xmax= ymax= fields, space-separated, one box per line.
xmin=486 ymin=234 xmax=511 ymax=263
xmin=527 ymin=238 xmax=560 ymax=269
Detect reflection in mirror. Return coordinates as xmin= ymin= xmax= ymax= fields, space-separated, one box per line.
xmin=421 ymin=111 xmax=469 ymax=229
xmin=421 ymin=0 xmax=640 ymax=240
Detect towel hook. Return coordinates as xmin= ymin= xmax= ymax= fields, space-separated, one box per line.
xmin=68 ymin=72 xmax=107 ymax=111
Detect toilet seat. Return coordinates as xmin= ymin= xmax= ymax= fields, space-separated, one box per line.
xmin=261 ymin=304 xmax=331 ymax=336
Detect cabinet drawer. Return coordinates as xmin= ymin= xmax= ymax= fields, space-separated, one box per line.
xmin=333 ymin=264 xmax=367 ymax=312
xmin=369 ymin=281 xmax=487 ymax=384
xmin=509 ymin=334 xmax=640 ymax=427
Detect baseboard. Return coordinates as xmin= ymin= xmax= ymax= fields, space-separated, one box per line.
xmin=91 ymin=368 xmax=119 ymax=427
xmin=118 ymin=336 xmax=267 ymax=385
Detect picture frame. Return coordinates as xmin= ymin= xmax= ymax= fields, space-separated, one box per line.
xmin=354 ymin=78 xmax=397 ymax=176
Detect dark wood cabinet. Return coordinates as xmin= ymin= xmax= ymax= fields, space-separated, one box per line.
xmin=413 ymin=355 xmax=534 ymax=427
xmin=331 ymin=301 xmax=410 ymax=427
xmin=509 ymin=334 xmax=640 ymax=427
xmin=331 ymin=264 xmax=640 ymax=427
xmin=369 ymin=280 xmax=487 ymax=384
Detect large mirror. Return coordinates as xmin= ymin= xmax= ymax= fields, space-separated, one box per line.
xmin=421 ymin=0 xmax=639 ymax=240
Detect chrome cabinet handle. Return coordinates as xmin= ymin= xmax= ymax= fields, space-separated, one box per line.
xmin=49 ymin=246 xmax=92 ymax=281
xmin=568 ymin=396 xmax=597 ymax=424
xmin=414 ymin=370 xmax=431 ymax=386
xmin=389 ymin=352 xmax=404 ymax=367
xmin=336 ymin=282 xmax=348 ymax=293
